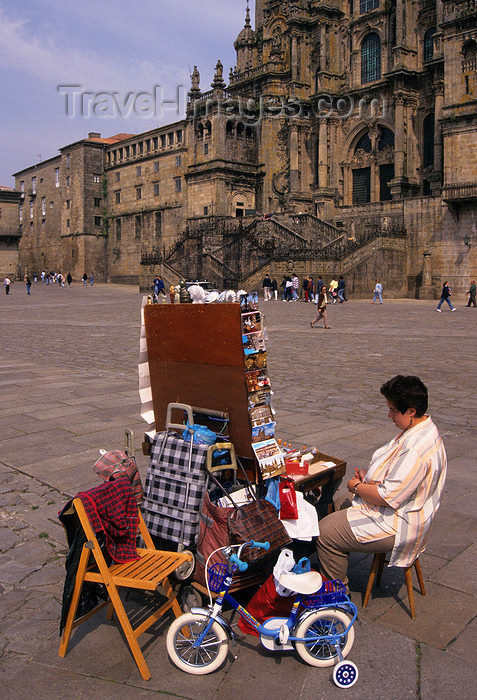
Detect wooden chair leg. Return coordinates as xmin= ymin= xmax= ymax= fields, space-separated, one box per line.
xmin=106 ymin=582 xmax=152 ymax=681
xmin=363 ymin=553 xmax=380 ymax=608
xmin=59 ymin=545 xmax=90 ymax=657
xmin=106 ymin=600 xmax=115 ymax=620
xmin=375 ymin=552 xmax=386 ymax=587
xmin=414 ymin=558 xmax=426 ymax=596
xmin=162 ymin=574 xmax=183 ymax=619
xmin=404 ymin=566 xmax=416 ymax=619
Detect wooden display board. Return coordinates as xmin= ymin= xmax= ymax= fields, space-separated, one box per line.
xmin=144 ymin=303 xmax=256 ymax=467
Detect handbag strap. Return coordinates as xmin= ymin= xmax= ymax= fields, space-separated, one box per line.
xmin=206 ymin=459 xmax=258 ymax=510
xmin=206 ymin=471 xmax=240 ymax=510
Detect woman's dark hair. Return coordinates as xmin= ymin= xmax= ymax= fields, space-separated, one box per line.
xmin=380 ymin=375 xmax=428 ymax=417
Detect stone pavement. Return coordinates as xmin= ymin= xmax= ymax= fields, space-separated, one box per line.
xmin=0 ymin=281 xmax=476 ymax=699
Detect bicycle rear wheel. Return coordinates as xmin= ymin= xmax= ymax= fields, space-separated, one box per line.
xmin=294 ymin=609 xmax=354 ymax=668
xmin=166 ymin=612 xmax=229 ymax=675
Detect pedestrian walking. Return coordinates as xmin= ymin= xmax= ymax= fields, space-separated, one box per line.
xmin=436 ymin=281 xmax=456 ymax=312
xmin=329 ymin=278 xmax=338 ymax=303
xmin=372 ymin=279 xmax=383 ymax=304
xmin=89 ymin=272 xmax=94 ymax=286
xmin=280 ymin=275 xmax=287 ymax=300
xmin=67 ymin=273 xmax=72 ymax=287
xmin=284 ymin=276 xmax=293 ymax=301
xmin=82 ymin=273 xmax=87 ymax=285
xmin=337 ymin=276 xmax=347 ymax=302
xmin=310 ymin=287 xmax=330 ymax=329
xmin=262 ymin=273 xmax=272 ymax=301
xmin=466 ymin=279 xmax=476 ymax=307
xmin=4 ymin=276 xmax=11 ymax=295
xmin=291 ymin=273 xmax=299 ymax=300
xmin=270 ymin=277 xmax=278 ymax=300
xmin=25 ymin=276 xmax=32 ymax=295
xmin=309 ymin=276 xmax=315 ymax=302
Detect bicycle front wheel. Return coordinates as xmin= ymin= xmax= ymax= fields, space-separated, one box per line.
xmin=294 ymin=609 xmax=354 ymax=668
xmin=166 ymin=612 xmax=229 ymax=675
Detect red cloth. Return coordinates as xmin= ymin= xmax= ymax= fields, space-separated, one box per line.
xmin=238 ymin=570 xmax=331 ymax=637
xmin=238 ymin=574 xmax=295 ymax=637
xmin=77 ymin=476 xmax=140 ymax=563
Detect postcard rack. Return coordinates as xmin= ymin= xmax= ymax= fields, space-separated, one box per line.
xmin=144 ymin=302 xmax=262 ymax=481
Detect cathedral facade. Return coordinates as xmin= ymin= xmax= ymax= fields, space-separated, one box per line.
xmin=14 ymin=0 xmax=477 ymax=296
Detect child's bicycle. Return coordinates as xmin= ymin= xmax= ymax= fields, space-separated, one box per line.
xmin=167 ymin=541 xmax=359 ymax=688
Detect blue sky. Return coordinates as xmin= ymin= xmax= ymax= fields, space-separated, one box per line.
xmin=0 ymin=0 xmax=255 ymax=186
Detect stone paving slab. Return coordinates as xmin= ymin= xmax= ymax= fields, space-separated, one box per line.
xmin=1 ymin=662 xmax=164 ymax=700
xmin=420 ymin=644 xmax=477 ymax=700
xmin=0 ymin=284 xmax=476 ymax=697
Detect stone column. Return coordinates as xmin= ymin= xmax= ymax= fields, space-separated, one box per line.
xmin=318 ymin=120 xmax=328 ymax=188
xmin=418 ymin=251 xmax=435 ymax=299
xmin=289 ymin=124 xmax=300 ymax=192
xmin=291 ymin=33 xmax=299 ymax=82
xmin=431 ymin=80 xmax=444 ymax=193
xmin=394 ymin=94 xmax=405 ymax=179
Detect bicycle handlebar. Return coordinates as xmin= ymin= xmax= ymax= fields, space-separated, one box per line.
xmin=250 ymin=540 xmax=270 ymax=551
xmin=230 ymin=554 xmax=248 ymax=572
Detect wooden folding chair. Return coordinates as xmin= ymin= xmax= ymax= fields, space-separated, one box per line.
xmin=59 ymin=497 xmax=192 ymax=680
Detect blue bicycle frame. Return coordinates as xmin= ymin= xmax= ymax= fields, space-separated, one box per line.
xmin=193 ymin=567 xmax=358 ymax=650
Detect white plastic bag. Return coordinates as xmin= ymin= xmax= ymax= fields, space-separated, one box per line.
xmin=273 ymin=548 xmax=295 ymax=596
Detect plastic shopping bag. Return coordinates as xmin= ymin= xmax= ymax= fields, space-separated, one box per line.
xmin=273 ymin=548 xmax=296 ymax=596
xmin=279 ymin=477 xmax=298 ymax=520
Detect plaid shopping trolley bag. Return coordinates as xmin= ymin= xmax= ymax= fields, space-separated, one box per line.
xmin=142 ymin=431 xmax=209 ymax=547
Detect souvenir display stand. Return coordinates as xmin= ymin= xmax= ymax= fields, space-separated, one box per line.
xmin=143 ymin=300 xmax=347 ymax=492
xmin=143 ymin=302 xmax=258 ymax=479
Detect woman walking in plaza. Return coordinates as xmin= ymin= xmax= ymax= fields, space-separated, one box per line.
xmin=372 ymin=279 xmax=383 ymax=304
xmin=310 ymin=286 xmax=330 ymax=329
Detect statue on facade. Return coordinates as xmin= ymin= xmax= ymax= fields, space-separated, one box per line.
xmin=191 ymin=65 xmax=200 ymax=91
xmin=211 ymin=60 xmax=226 ymax=89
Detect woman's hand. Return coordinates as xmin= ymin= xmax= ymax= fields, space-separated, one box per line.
xmin=347 ymin=476 xmax=390 ymax=507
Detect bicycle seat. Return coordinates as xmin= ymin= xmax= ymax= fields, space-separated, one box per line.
xmin=279 ymin=571 xmax=323 ymax=595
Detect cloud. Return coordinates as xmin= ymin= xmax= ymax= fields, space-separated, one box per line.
xmin=0 ymin=6 xmax=188 ymax=92
xmin=0 ymin=0 xmax=253 ymax=183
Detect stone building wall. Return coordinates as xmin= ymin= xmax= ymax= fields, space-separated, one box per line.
xmin=0 ymin=187 xmax=22 ymax=279
xmin=15 ymin=156 xmax=63 ymax=277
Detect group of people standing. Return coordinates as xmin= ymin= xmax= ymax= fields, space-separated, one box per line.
xmin=262 ymin=273 xmax=347 ymax=305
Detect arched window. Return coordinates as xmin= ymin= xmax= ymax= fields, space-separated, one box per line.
xmin=424 ymin=28 xmax=436 ymax=62
xmin=226 ymin=120 xmax=235 ymax=137
xmin=236 ymin=122 xmax=244 ymax=137
xmin=196 ymin=123 xmax=204 ymax=139
xmin=378 ymin=126 xmax=394 ymax=150
xmin=361 ymin=33 xmax=381 ymax=83
xmin=245 ymin=125 xmax=255 ymax=139
xmin=463 ymin=40 xmax=477 ymax=59
xmin=351 ymin=126 xmax=394 ymax=203
xmin=204 ymin=120 xmax=212 ymax=136
xmin=355 ymin=132 xmax=372 ymax=153
xmin=462 ymin=41 xmax=477 ymax=94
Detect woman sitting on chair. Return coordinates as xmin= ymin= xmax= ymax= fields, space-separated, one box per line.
xmin=316 ymin=375 xmax=447 ymax=590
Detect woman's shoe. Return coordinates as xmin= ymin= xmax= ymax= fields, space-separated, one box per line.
xmin=309 ymin=322 xmax=314 ymax=328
